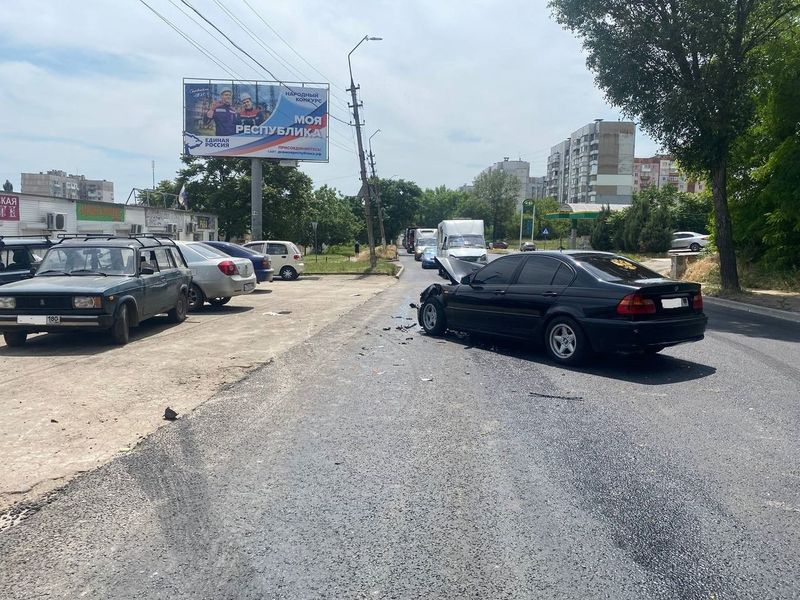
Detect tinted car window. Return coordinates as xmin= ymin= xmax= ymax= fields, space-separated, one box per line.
xmin=267 ymin=243 xmax=287 ymax=255
xmin=472 ymin=255 xmax=524 ymax=285
xmin=190 ymin=243 xmax=228 ymax=259
xmin=516 ymin=256 xmax=562 ymax=285
xmin=552 ymin=263 xmax=576 ymax=286
xmin=578 ymin=255 xmax=662 ymax=282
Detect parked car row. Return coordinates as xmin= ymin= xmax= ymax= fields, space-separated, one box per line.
xmin=0 ymin=235 xmax=305 ymax=348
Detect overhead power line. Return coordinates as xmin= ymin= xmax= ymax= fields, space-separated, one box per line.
xmin=138 ymin=0 xmax=244 ymax=79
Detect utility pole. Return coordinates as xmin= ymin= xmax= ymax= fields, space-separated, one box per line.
xmin=368 ymin=130 xmax=387 ymax=247
xmin=348 ymin=35 xmax=381 ymax=269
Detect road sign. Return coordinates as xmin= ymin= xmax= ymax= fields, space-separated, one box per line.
xmin=542 ymin=227 xmax=549 ymax=236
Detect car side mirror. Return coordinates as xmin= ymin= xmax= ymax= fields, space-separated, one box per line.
xmin=140 ymin=266 xmax=155 ymax=275
xmin=460 ymin=274 xmax=472 ymax=285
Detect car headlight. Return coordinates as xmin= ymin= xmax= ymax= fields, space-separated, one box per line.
xmin=0 ymin=297 xmax=16 ymax=309
xmin=480 ymin=254 xmax=487 ymax=262
xmin=73 ymin=296 xmax=103 ymax=309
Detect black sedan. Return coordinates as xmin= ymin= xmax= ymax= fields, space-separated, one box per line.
xmin=417 ymin=252 xmax=707 ymax=365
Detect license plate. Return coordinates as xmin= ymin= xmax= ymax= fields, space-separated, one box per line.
xmin=243 ymin=283 xmax=255 ymax=291
xmin=17 ymin=315 xmax=61 ymax=325
xmin=662 ymin=297 xmax=688 ymax=309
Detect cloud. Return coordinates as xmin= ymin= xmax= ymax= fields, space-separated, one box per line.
xmin=447 ymin=130 xmax=483 ymax=144
xmin=0 ymin=0 xmax=663 ymax=200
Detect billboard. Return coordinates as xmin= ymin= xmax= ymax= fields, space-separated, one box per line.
xmin=183 ymin=79 xmax=329 ymax=162
xmin=76 ymin=202 xmax=125 ymax=222
xmin=0 ymin=193 xmax=20 ymax=221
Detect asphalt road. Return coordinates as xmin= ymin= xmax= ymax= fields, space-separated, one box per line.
xmin=1 ymin=254 xmax=798 ymax=599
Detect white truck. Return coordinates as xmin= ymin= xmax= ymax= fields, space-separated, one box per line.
xmin=436 ymin=220 xmax=487 ymax=264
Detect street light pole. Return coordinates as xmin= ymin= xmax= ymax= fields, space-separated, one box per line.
xmin=368 ymin=129 xmax=387 ymax=247
xmin=348 ymin=35 xmax=382 ymax=268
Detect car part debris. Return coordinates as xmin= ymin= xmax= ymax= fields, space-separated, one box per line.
xmin=163 ymin=407 xmax=178 ymax=420
xmin=528 ymin=392 xmax=583 ymax=401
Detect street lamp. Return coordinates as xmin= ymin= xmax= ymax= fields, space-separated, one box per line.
xmin=368 ymin=129 xmax=387 ymax=248
xmin=347 ymin=35 xmax=382 ymax=268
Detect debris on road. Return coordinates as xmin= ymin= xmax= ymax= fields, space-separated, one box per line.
xmin=420 ymin=377 xmax=433 ymax=382
xmin=163 ymin=407 xmax=179 ymax=421
xmin=528 ymin=392 xmax=583 ymax=401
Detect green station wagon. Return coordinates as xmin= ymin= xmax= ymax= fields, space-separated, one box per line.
xmin=0 ymin=235 xmax=192 ymax=347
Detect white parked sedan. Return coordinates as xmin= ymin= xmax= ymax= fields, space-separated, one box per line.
xmin=671 ymin=231 xmax=710 ymax=252
xmin=243 ymin=240 xmax=305 ymax=280
xmin=176 ymin=242 xmax=257 ymax=310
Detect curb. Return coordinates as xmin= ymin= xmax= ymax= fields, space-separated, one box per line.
xmin=704 ymin=296 xmax=800 ymax=323
xmin=394 ymin=264 xmax=404 ymax=279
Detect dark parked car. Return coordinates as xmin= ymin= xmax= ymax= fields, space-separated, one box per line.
xmin=489 ymin=240 xmax=508 ymax=249
xmin=203 ymin=241 xmax=273 ymax=283
xmin=417 ymin=252 xmax=707 ymax=365
xmin=0 ymin=236 xmax=53 ymax=286
xmin=0 ymin=235 xmax=191 ymax=347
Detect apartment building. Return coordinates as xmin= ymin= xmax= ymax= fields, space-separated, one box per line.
xmin=546 ymin=120 xmax=635 ymax=205
xmin=633 ymin=155 xmax=706 ymax=194
xmin=21 ymin=170 xmax=115 ymax=203
xmin=472 ymin=158 xmax=548 ymax=210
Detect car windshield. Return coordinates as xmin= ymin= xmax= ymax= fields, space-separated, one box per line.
xmin=418 ymin=238 xmax=436 ymax=245
xmin=577 ymin=255 xmax=662 ymax=282
xmin=448 ymin=235 xmax=484 ymax=248
xmin=37 ymin=246 xmax=136 ymax=276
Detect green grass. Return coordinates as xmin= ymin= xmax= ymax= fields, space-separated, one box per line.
xmin=303 ymin=254 xmax=398 ymax=275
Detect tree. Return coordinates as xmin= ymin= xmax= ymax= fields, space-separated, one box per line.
xmin=550 ymin=0 xmax=800 ymax=290
xmin=418 ymin=186 xmax=468 ymax=227
xmin=371 ymin=178 xmax=422 ymax=244
xmin=471 ymin=169 xmax=519 ymax=241
xmin=591 ymin=206 xmax=613 ymax=251
xmin=3 ymin=180 xmax=12 ymax=192
xmin=729 ymin=25 xmax=800 ymax=270
xmin=307 ymin=186 xmax=360 ymax=249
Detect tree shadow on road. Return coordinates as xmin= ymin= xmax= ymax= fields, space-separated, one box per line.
xmin=705 ymin=305 xmax=800 ymax=343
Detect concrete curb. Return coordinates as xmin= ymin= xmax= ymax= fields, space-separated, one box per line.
xmin=394 ymin=264 xmax=404 ymax=279
xmin=704 ymin=296 xmax=800 ymax=323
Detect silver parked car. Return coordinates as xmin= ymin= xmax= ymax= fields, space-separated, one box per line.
xmin=671 ymin=231 xmax=710 ymax=252
xmin=176 ymin=242 xmax=257 ymax=310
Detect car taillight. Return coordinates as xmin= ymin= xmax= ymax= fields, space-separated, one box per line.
xmin=261 ymin=258 xmax=269 ymax=268
xmin=293 ymin=254 xmax=301 ymax=260
xmin=218 ymin=260 xmax=238 ymax=276
xmin=693 ymin=291 xmax=703 ymax=310
xmin=617 ymin=293 xmax=657 ymax=315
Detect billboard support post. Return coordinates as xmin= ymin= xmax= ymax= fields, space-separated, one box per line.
xmin=251 ymin=157 xmax=262 ymax=241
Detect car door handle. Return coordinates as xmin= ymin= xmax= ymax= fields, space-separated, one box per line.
xmin=494 ymin=290 xmax=506 ymax=295
xmin=543 ymin=291 xmax=558 ymax=297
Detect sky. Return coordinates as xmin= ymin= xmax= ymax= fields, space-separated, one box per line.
xmin=0 ymin=0 xmax=661 ymax=201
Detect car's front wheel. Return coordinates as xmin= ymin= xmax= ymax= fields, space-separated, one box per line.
xmin=419 ymin=298 xmax=447 ymax=335
xmin=110 ymin=304 xmax=130 ymax=345
xmin=544 ymin=316 xmax=588 ymax=365
xmin=168 ymin=292 xmax=188 ymax=323
xmin=3 ymin=331 xmax=27 ymax=347
xmin=690 ymin=242 xmax=701 ymax=252
xmin=208 ymin=297 xmax=231 ymax=307
xmin=279 ymin=266 xmax=298 ymax=281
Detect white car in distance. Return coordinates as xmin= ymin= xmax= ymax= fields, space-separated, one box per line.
xmin=244 ymin=240 xmax=305 ymax=280
xmin=671 ymin=231 xmax=710 ymax=252
xmin=176 ymin=242 xmax=256 ymax=310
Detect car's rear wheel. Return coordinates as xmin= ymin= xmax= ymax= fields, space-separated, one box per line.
xmin=110 ymin=304 xmax=130 ymax=345
xmin=187 ymin=284 xmax=204 ymax=311
xmin=279 ymin=266 xmax=298 ymax=281
xmin=3 ymin=331 xmax=27 ymax=347
xmin=690 ymin=242 xmax=701 ymax=252
xmin=208 ymin=297 xmax=231 ymax=307
xmin=168 ymin=292 xmax=188 ymax=323
xmin=419 ymin=298 xmax=447 ymax=335
xmin=545 ymin=316 xmax=588 ymax=365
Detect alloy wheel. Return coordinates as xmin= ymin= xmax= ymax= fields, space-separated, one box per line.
xmin=549 ymin=323 xmax=577 ymax=359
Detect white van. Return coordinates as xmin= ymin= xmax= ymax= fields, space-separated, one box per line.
xmin=412 ymin=228 xmax=437 ymax=260
xmin=244 ymin=240 xmax=305 ymax=280
xmin=436 ymin=220 xmax=487 ymax=263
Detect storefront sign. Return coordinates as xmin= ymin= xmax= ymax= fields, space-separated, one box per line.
xmin=76 ymin=202 xmax=124 ymax=222
xmin=0 ymin=193 xmax=20 ymax=221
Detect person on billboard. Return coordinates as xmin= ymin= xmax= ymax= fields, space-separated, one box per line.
xmin=205 ymin=89 xmax=237 ymax=136
xmin=236 ymin=93 xmax=267 ymax=128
